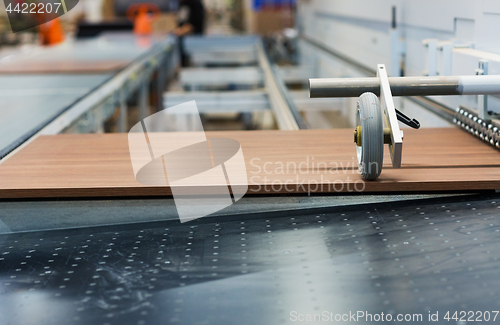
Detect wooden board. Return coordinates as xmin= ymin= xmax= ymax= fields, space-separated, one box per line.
xmin=0 ymin=60 xmax=129 ymax=74
xmin=0 ymin=128 xmax=499 ymax=198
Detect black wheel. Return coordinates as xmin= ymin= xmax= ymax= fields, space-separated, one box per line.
xmin=355 ymin=92 xmax=384 ymax=180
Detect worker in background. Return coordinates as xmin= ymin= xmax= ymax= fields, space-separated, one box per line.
xmin=172 ymin=0 xmax=206 ymax=66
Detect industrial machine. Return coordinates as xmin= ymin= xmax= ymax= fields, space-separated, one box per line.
xmin=1 ymin=1 xmax=500 ymax=324
xmin=310 ymin=65 xmax=500 ymax=179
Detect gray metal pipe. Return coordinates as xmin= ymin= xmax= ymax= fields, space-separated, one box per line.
xmin=309 ymin=75 xmax=500 ymax=98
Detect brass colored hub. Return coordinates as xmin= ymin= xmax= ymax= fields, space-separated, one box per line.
xmin=383 ymin=128 xmax=392 ymax=144
xmin=354 ymin=126 xmax=362 ymax=146
xmin=355 ymin=127 xmax=392 ymax=146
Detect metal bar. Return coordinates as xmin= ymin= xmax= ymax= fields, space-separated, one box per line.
xmin=405 ymin=96 xmax=456 ymax=123
xmin=378 ymin=65 xmax=402 ymax=168
xmin=164 ymin=91 xmax=270 ymax=113
xmin=156 ymin=55 xmax=166 ymax=112
xmin=423 ymin=39 xmax=439 ymax=76
xmin=184 ymin=36 xmax=259 ymax=66
xmin=183 ymin=35 xmax=259 ymax=53
xmin=391 ymin=6 xmax=396 ymax=29
xmin=164 ymin=90 xmax=345 ymax=113
xmin=139 ymin=80 xmax=149 ymax=121
xmin=271 ymin=64 xmax=308 ymax=129
xmin=477 ymin=60 xmax=489 ymax=120
xmin=257 ymin=41 xmax=305 ymax=130
xmin=309 ymin=75 xmax=500 ymax=98
xmin=118 ymin=89 xmax=127 ymax=133
xmin=180 ymin=67 xmax=263 ymax=87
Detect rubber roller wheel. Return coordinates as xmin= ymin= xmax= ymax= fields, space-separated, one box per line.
xmin=355 ymin=92 xmax=384 ymax=180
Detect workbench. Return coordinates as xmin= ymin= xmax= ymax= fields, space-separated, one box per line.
xmin=0 ymin=128 xmax=498 ymax=198
xmin=0 ymin=33 xmax=176 ymax=159
xmin=1 ymin=7 xmax=500 ymax=325
xmin=0 ymin=74 xmax=112 ymax=158
xmin=0 ymin=33 xmax=163 ymax=74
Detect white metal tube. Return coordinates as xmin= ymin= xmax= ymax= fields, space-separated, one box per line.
xmin=459 ymin=75 xmax=500 ymax=95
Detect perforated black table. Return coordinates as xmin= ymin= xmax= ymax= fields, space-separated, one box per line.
xmin=0 ymin=194 xmax=499 ymax=325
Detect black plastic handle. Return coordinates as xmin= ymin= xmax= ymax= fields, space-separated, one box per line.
xmin=395 ymin=108 xmax=420 ymax=129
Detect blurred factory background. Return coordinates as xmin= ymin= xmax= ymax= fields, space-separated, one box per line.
xmin=1 ymin=0 xmax=498 ymax=139
xmin=0 ymin=0 xmax=295 ymax=43
xmin=0 ymin=1 xmax=500 ymax=325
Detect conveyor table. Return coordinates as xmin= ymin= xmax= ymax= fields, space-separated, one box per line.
xmin=0 ymin=74 xmax=112 ymax=158
xmin=0 ymin=128 xmax=499 ymax=198
xmin=0 ymin=33 xmax=176 ymax=159
xmin=0 ymin=33 xmax=165 ymax=74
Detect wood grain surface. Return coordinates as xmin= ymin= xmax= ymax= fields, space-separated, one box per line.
xmin=0 ymin=60 xmax=129 ymax=74
xmin=0 ymin=128 xmax=499 ymax=198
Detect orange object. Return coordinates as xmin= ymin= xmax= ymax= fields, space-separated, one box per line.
xmin=37 ymin=18 xmax=65 ymax=46
xmin=127 ymin=3 xmax=161 ymax=35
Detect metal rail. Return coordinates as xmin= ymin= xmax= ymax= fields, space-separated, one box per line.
xmin=164 ymin=91 xmax=270 ymax=113
xmin=257 ymin=41 xmax=307 ymax=130
xmin=405 ymin=96 xmax=456 ymax=123
xmin=162 ymin=37 xmax=306 ymax=130
xmin=0 ymin=37 xmax=175 ymax=163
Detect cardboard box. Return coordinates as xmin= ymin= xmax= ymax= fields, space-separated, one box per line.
xmin=102 ymin=0 xmax=115 ymax=20
xmin=243 ymin=0 xmax=294 ymax=36
xmin=152 ymin=13 xmax=177 ymax=34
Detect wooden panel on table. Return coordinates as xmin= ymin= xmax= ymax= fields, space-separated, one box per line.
xmin=0 ymin=60 xmax=129 ymax=74
xmin=0 ymin=128 xmax=499 ymax=198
